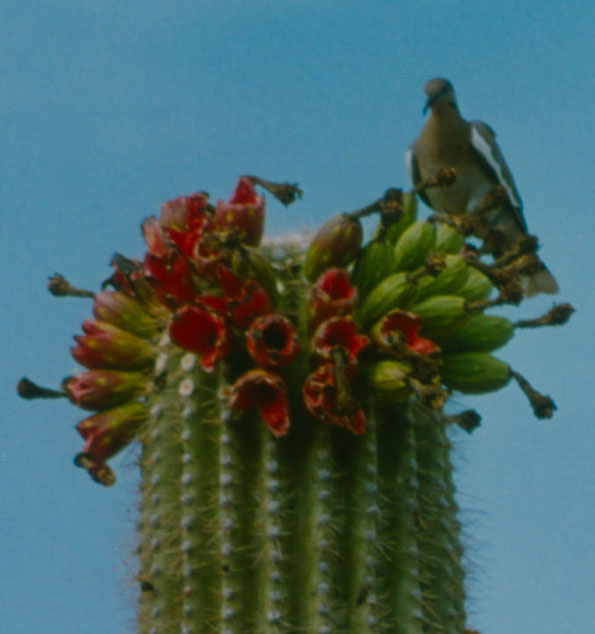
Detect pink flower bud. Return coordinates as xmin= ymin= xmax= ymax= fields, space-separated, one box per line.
xmin=63 ymin=369 xmax=147 ymax=411
xmin=92 ymin=290 xmax=159 ymax=339
xmin=74 ymin=401 xmax=148 ymax=485
xmin=71 ymin=320 xmax=155 ymax=370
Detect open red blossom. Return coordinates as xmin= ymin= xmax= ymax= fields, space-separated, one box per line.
xmin=160 ymin=193 xmax=212 ymax=257
xmin=308 ymin=268 xmax=358 ymax=330
xmin=311 ymin=317 xmax=369 ymax=365
xmin=217 ymin=266 xmax=272 ymax=329
xmin=302 ymin=363 xmax=366 ymax=435
xmin=144 ymin=251 xmax=197 ymax=307
xmin=74 ymin=401 xmax=148 ymax=486
xmin=226 ymin=369 xmax=290 ymax=437
xmin=214 ymin=177 xmax=265 ymax=247
xmin=246 ymin=314 xmax=300 ymax=367
xmin=375 ymin=310 xmax=439 ymax=356
xmin=142 ymin=217 xmax=169 ymax=257
xmin=71 ymin=320 xmax=155 ymax=370
xmin=168 ymin=305 xmax=230 ymax=371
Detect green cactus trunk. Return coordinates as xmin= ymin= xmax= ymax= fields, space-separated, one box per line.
xmin=136 ymin=268 xmax=466 ymax=634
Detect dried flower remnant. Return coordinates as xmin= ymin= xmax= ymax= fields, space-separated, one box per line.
xmin=246 ymin=314 xmax=299 ymax=368
xmin=307 ymin=268 xmax=358 ymax=330
xmin=225 ymin=369 xmax=290 ymax=437
xmin=303 ymin=363 xmax=366 ymax=434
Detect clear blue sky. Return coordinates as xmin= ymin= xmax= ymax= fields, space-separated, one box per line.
xmin=2 ymin=2 xmax=594 ymax=633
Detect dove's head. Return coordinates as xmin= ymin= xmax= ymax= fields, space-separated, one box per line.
xmin=423 ymin=78 xmax=457 ymax=114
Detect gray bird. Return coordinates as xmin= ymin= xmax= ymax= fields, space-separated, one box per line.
xmin=406 ymin=78 xmax=558 ymax=296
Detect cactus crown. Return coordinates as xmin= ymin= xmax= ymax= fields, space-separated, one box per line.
xmin=18 ymin=175 xmax=572 ymax=633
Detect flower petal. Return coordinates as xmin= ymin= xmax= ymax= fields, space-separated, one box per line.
xmin=168 ymin=306 xmax=230 ymax=371
xmin=226 ymin=369 xmax=290 ymax=437
xmin=246 ymin=314 xmax=300 ymax=367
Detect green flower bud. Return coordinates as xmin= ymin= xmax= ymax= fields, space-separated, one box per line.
xmin=456 ymin=266 xmax=493 ymax=301
xmin=440 ymin=352 xmax=511 ymax=394
xmin=435 ymin=314 xmax=514 ymax=353
xmin=409 ymin=295 xmax=468 ymax=337
xmin=351 ymin=240 xmax=395 ymax=299
xmin=385 ymin=192 xmax=418 ymax=243
xmin=433 ymin=224 xmax=465 ymax=254
xmin=414 ymin=255 xmax=470 ymax=302
xmin=392 ymin=220 xmax=436 ymax=272
xmin=232 ymin=247 xmax=279 ymax=306
xmin=365 ymin=359 xmax=412 ymax=403
xmin=93 ymin=291 xmax=160 ymax=340
xmin=303 ymin=213 xmax=363 ymax=281
xmin=356 ymin=272 xmax=416 ymax=329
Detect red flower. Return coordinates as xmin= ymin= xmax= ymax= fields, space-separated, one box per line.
xmin=74 ymin=401 xmax=148 ymax=486
xmin=168 ymin=305 xmax=230 ymax=371
xmin=303 ymin=363 xmax=366 ymax=435
xmin=308 ymin=268 xmax=358 ymax=330
xmin=71 ymin=320 xmax=155 ymax=370
xmin=246 ymin=314 xmax=300 ymax=367
xmin=226 ymin=369 xmax=290 ymax=437
xmin=374 ymin=310 xmax=439 ymax=356
xmin=144 ymin=251 xmax=198 ymax=307
xmin=214 ymin=177 xmax=265 ymax=247
xmin=142 ymin=217 xmax=169 ymax=258
xmin=63 ymin=369 xmax=147 ymax=411
xmin=217 ymin=266 xmax=272 ymax=329
xmin=160 ymin=193 xmax=211 ymax=257
xmin=311 ymin=317 xmax=369 ymax=365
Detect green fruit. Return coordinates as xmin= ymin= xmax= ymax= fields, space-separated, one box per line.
xmin=385 ymin=192 xmax=418 ymax=243
xmin=366 ymin=359 xmax=412 ymax=403
xmin=239 ymin=247 xmax=279 ymax=305
xmin=393 ymin=221 xmax=436 ymax=272
xmin=456 ymin=267 xmax=493 ymax=301
xmin=303 ymin=213 xmax=363 ymax=281
xmin=409 ymin=295 xmax=468 ymax=337
xmin=414 ymin=255 xmax=470 ymax=302
xmin=351 ymin=240 xmax=395 ymax=298
xmin=433 ymin=224 xmax=465 ymax=254
xmin=440 ymin=352 xmax=511 ymax=394
xmin=435 ymin=314 xmax=514 ymax=353
xmin=356 ymin=272 xmax=416 ymax=328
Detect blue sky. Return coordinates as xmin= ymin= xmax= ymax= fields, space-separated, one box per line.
xmin=2 ymin=2 xmax=594 ymax=633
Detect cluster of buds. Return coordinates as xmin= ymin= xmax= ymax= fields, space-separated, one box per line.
xmin=18 ymin=175 xmax=573 ymax=485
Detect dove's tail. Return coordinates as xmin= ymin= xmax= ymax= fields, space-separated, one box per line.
xmin=520 ymin=261 xmax=559 ymax=297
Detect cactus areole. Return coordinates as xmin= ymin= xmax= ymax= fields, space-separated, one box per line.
xmin=18 ymin=175 xmax=573 ymax=633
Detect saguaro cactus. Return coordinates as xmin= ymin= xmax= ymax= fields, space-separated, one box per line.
xmin=18 ymin=176 xmax=572 ymax=633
